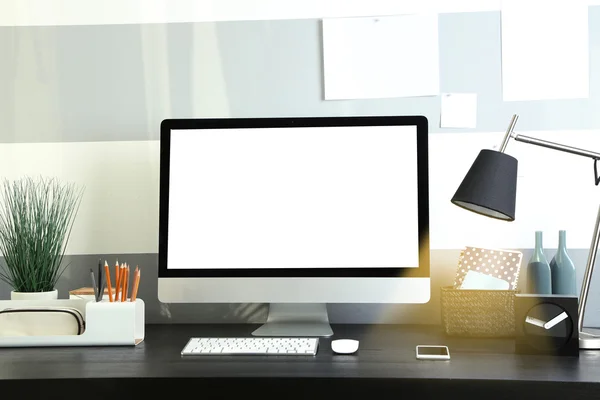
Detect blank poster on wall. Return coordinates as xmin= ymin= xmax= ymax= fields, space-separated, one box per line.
xmin=322 ymin=14 xmax=439 ymax=100
xmin=501 ymin=0 xmax=589 ymax=101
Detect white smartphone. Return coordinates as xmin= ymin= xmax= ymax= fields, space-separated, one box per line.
xmin=415 ymin=345 xmax=450 ymax=360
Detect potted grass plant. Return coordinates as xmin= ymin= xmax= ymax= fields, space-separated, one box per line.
xmin=0 ymin=176 xmax=84 ymax=300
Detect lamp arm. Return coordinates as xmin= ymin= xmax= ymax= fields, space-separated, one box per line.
xmin=512 ymin=133 xmax=600 ymax=161
xmin=499 ymin=114 xmax=600 ymax=161
xmin=499 ymin=115 xmax=600 ymax=186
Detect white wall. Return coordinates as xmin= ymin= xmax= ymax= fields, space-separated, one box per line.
xmin=0 ymin=0 xmax=506 ymax=27
xmin=2 ymin=1 xmax=598 ymax=255
xmin=0 ymin=141 xmax=160 ymax=255
xmin=3 ymin=0 xmax=600 ymax=27
xmin=1 ymin=130 xmax=597 ymax=255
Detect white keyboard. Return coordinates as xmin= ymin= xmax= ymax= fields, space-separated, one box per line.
xmin=181 ymin=337 xmax=319 ymax=356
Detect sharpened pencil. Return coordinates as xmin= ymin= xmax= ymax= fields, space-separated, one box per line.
xmin=121 ymin=263 xmax=127 ymax=302
xmin=114 ymin=260 xmax=121 ymax=302
xmin=131 ymin=267 xmax=141 ymax=302
xmin=104 ymin=260 xmax=113 ymax=302
xmin=125 ymin=264 xmax=130 ymax=301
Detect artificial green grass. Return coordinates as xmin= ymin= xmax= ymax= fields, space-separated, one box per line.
xmin=0 ymin=177 xmax=84 ymax=292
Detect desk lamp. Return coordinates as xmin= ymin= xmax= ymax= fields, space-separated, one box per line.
xmin=450 ymin=114 xmax=600 ymax=349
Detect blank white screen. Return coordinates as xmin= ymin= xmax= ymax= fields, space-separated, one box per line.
xmin=167 ymin=125 xmax=420 ymax=269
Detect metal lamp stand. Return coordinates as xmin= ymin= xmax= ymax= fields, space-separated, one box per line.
xmin=499 ymin=115 xmax=600 ymax=349
xmin=578 ymin=205 xmax=600 ymax=349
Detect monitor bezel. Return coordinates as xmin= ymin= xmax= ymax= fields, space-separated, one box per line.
xmin=158 ymin=116 xmax=429 ymax=278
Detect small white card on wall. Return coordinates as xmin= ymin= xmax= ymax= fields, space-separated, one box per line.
xmin=440 ymin=93 xmax=477 ymax=128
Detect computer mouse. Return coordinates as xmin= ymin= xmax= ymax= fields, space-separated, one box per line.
xmin=331 ymin=339 xmax=359 ymax=354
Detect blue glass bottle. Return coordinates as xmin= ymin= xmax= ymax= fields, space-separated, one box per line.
xmin=527 ymin=231 xmax=552 ymax=294
xmin=550 ymin=230 xmax=577 ymax=295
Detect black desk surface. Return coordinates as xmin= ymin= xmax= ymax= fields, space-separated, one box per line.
xmin=3 ymin=324 xmax=600 ymax=399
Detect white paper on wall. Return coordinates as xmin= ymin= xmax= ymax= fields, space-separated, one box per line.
xmin=440 ymin=93 xmax=477 ymax=128
xmin=0 ymin=0 xmax=506 ymax=27
xmin=501 ymin=0 xmax=589 ymax=101
xmin=322 ymin=13 xmax=440 ymax=100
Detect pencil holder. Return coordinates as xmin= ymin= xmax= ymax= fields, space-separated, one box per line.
xmin=0 ymin=298 xmax=144 ymax=347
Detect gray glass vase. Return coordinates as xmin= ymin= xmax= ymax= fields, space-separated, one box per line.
xmin=527 ymin=231 xmax=552 ymax=294
xmin=550 ymin=230 xmax=577 ymax=295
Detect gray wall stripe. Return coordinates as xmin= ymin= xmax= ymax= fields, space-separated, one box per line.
xmin=2 ymin=249 xmax=598 ymax=327
xmin=2 ymin=9 xmax=600 ymax=143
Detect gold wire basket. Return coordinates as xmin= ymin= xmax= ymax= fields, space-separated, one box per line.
xmin=440 ymin=286 xmax=518 ymax=337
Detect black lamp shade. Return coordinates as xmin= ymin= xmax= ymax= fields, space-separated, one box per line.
xmin=451 ymin=149 xmax=518 ymax=221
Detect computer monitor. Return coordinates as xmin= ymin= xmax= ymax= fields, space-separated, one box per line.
xmin=158 ymin=116 xmax=430 ymax=336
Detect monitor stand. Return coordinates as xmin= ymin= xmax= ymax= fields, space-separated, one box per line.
xmin=251 ymin=303 xmax=333 ymax=337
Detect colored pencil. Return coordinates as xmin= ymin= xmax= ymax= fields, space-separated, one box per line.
xmin=114 ymin=260 xmax=121 ymax=302
xmin=125 ymin=264 xmax=130 ymax=301
xmin=119 ymin=264 xmax=124 ymax=302
xmin=131 ymin=267 xmax=140 ymax=302
xmin=104 ymin=261 xmax=113 ymax=302
xmin=121 ymin=263 xmax=127 ymax=302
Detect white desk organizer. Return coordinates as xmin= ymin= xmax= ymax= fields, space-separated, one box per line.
xmin=0 ymin=298 xmax=144 ymax=347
